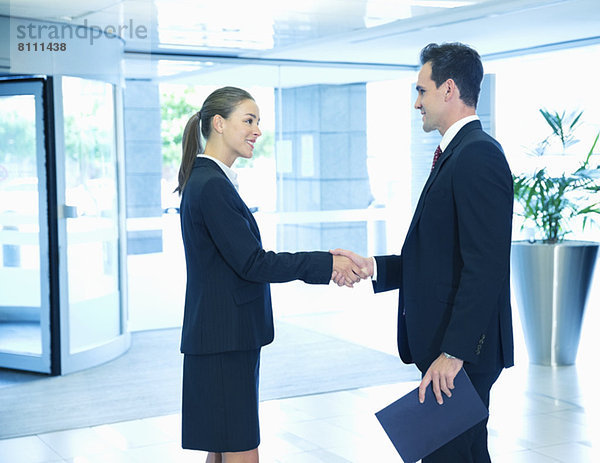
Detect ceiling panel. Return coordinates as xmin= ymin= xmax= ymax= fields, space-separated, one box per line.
xmin=2 ymin=0 xmax=598 ymax=83
xmin=255 ymin=0 xmax=600 ymax=65
xmin=2 ymin=0 xmax=490 ymax=52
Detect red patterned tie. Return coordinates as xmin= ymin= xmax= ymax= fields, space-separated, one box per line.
xmin=431 ymin=145 xmax=442 ymax=172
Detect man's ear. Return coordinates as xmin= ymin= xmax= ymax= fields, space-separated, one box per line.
xmin=444 ymin=79 xmax=459 ymax=102
xmin=212 ymin=114 xmax=225 ymax=134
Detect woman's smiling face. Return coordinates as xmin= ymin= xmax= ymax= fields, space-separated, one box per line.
xmin=221 ymin=98 xmax=262 ymax=161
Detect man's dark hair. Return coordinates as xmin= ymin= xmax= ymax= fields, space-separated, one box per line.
xmin=420 ymin=42 xmax=483 ymax=108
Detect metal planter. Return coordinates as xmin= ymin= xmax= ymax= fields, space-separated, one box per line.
xmin=511 ymin=241 xmax=598 ymax=366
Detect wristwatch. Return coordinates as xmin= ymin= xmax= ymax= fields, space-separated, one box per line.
xmin=443 ymin=352 xmax=457 ymax=359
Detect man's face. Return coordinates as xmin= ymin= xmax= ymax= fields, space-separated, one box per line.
xmin=414 ymin=61 xmax=447 ymax=134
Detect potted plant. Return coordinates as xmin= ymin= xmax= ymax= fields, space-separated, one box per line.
xmin=511 ymin=109 xmax=600 ymax=366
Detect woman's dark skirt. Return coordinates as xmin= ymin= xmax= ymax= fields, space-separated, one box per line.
xmin=182 ymin=348 xmax=261 ymax=453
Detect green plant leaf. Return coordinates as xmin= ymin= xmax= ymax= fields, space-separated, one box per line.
xmin=515 ymin=109 xmax=600 ymax=242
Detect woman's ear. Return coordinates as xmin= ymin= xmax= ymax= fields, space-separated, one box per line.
xmin=212 ymin=114 xmax=225 ymax=134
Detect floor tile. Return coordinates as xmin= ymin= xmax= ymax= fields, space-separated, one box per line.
xmin=508 ymin=413 xmax=590 ymax=448
xmin=0 ymin=435 xmax=64 ymax=463
xmin=492 ymin=449 xmax=562 ymax=463
xmin=487 ymin=428 xmax=528 ymax=456
xmin=260 ymin=430 xmax=320 ymax=456
xmin=123 ymin=442 xmax=202 ymax=463
xmin=275 ymin=448 xmax=351 ymax=463
xmin=277 ymin=390 xmax=373 ymax=421
xmin=37 ymin=428 xmax=117 ymax=459
xmin=534 ymin=442 xmax=600 ymax=463
xmin=325 ymin=440 xmax=400 ymax=462
xmin=91 ymin=416 xmax=174 ymax=449
xmin=63 ymin=449 xmax=137 ymax=463
xmin=259 ymin=399 xmax=316 ymax=427
xmin=280 ymin=419 xmax=366 ymax=450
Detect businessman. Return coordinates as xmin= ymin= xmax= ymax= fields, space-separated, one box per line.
xmin=332 ymin=42 xmax=514 ymax=462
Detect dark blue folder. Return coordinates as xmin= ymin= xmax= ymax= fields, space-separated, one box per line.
xmin=375 ymin=368 xmax=488 ymax=463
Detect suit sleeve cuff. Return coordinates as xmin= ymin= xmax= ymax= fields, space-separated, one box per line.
xmin=371 ymin=257 xmax=378 ymax=281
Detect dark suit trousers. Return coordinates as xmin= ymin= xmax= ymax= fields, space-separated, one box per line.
xmin=422 ymin=368 xmax=502 ymax=463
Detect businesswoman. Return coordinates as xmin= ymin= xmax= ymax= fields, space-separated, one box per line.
xmin=176 ymin=87 xmax=361 ymax=463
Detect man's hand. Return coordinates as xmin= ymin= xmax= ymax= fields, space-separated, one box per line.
xmin=418 ymin=353 xmax=464 ymax=405
xmin=331 ymin=255 xmax=366 ymax=287
xmin=330 ymin=249 xmax=374 ymax=286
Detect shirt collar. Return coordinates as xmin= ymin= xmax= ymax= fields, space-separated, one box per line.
xmin=198 ymin=154 xmax=239 ymax=191
xmin=439 ymin=115 xmax=479 ymax=152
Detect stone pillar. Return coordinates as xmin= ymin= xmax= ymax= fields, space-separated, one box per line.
xmin=275 ymin=83 xmax=373 ymax=255
xmin=123 ymin=79 xmax=163 ymax=254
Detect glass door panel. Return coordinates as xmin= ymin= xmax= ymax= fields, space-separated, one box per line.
xmin=61 ymin=76 xmax=121 ymax=355
xmin=0 ymin=80 xmax=51 ymax=373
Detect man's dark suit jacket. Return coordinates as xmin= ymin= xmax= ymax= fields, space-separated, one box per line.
xmin=179 ymin=157 xmax=332 ymax=355
xmin=373 ymin=120 xmax=514 ymax=373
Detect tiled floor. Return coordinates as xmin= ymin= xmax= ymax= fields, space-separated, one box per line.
xmin=0 ymin=361 xmax=598 ymax=463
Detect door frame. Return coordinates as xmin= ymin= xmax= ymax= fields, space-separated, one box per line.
xmin=0 ymin=77 xmax=53 ymax=373
xmin=51 ymin=76 xmax=130 ymax=375
xmin=0 ymin=75 xmax=130 ymax=375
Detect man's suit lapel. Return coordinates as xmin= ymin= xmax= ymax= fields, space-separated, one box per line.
xmin=405 ymin=120 xmax=482 ymax=240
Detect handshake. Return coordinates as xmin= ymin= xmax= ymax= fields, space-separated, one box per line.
xmin=329 ymin=249 xmax=374 ymax=288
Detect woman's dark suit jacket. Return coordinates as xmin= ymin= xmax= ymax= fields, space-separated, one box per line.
xmin=373 ymin=120 xmax=514 ymax=374
xmin=179 ymin=157 xmax=332 ymax=355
